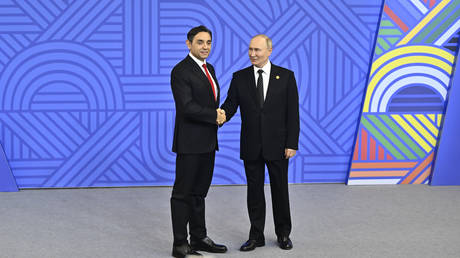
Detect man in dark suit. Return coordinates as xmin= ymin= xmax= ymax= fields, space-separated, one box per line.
xmin=221 ymin=34 xmax=300 ymax=251
xmin=169 ymin=25 xmax=227 ymax=258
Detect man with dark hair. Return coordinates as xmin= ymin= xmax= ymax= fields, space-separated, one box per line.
xmin=169 ymin=25 xmax=227 ymax=257
xmin=187 ymin=25 xmax=212 ymax=42
xmin=221 ymin=34 xmax=300 ymax=251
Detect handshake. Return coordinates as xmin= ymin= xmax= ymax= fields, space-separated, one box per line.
xmin=216 ymin=108 xmax=226 ymax=125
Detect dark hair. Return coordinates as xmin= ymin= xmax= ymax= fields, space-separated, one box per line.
xmin=187 ymin=25 xmax=212 ymax=42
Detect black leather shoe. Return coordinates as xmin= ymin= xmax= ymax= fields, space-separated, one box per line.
xmin=277 ymin=236 xmax=293 ymax=250
xmin=239 ymin=239 xmax=265 ymax=251
xmin=172 ymin=243 xmax=202 ymax=258
xmin=190 ymin=236 xmax=227 ymax=253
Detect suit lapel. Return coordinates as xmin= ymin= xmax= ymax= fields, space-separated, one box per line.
xmin=264 ymin=63 xmax=279 ymax=107
xmin=186 ymin=55 xmax=218 ymax=104
xmin=246 ymin=67 xmax=259 ymax=107
xmin=186 ymin=55 xmax=210 ymax=88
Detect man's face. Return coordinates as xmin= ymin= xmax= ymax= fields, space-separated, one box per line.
xmin=187 ymin=32 xmax=212 ymax=61
xmin=248 ymin=36 xmax=272 ymax=68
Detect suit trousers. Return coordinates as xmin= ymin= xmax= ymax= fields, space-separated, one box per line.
xmin=170 ymin=152 xmax=215 ymax=245
xmin=243 ymin=155 xmax=292 ymax=241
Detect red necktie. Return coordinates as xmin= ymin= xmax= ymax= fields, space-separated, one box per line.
xmin=202 ymin=63 xmax=217 ymax=101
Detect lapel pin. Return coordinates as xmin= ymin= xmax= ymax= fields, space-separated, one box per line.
xmin=276 ymin=75 xmax=280 ymax=79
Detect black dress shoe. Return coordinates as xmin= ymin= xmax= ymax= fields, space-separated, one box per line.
xmin=239 ymin=239 xmax=265 ymax=251
xmin=277 ymin=236 xmax=293 ymax=250
xmin=172 ymin=243 xmax=202 ymax=258
xmin=190 ymin=236 xmax=227 ymax=253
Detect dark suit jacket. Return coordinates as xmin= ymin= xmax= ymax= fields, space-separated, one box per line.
xmin=171 ymin=55 xmax=220 ymax=154
xmin=221 ymin=63 xmax=299 ymax=160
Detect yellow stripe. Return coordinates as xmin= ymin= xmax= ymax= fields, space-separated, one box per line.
xmin=397 ymin=0 xmax=452 ymax=46
xmin=404 ymin=114 xmax=436 ymax=146
xmin=363 ymin=56 xmax=453 ymax=112
xmin=437 ymin=114 xmax=443 ymax=127
xmin=370 ymin=46 xmax=454 ymax=76
xmin=427 ymin=114 xmax=435 ymax=122
xmin=392 ymin=114 xmax=432 ymax=152
xmin=416 ymin=114 xmax=439 ymax=137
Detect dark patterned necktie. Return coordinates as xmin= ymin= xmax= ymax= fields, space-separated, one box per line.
xmin=257 ymin=69 xmax=264 ymax=108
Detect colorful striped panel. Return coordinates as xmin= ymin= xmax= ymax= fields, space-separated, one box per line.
xmin=348 ymin=0 xmax=460 ymax=185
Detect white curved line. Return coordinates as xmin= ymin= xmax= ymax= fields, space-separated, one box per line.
xmin=379 ymin=76 xmax=447 ymax=112
xmin=370 ymin=66 xmax=450 ymax=112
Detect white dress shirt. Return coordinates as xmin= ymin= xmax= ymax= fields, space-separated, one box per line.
xmin=253 ymin=60 xmax=271 ymax=100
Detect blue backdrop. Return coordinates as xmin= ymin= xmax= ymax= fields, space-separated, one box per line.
xmin=431 ymin=50 xmax=460 ymax=186
xmin=0 ymin=0 xmax=383 ymax=188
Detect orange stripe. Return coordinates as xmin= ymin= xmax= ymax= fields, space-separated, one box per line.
xmin=370 ymin=137 xmax=376 ymax=160
xmin=361 ymin=129 xmax=368 ymax=160
xmin=401 ymin=153 xmax=434 ymax=184
xmin=353 ymin=136 xmax=359 ymax=161
xmin=350 ymin=170 xmax=409 ymax=177
xmin=351 ymin=162 xmax=418 ymax=169
xmin=384 ymin=4 xmax=409 ymax=32
xmin=413 ymin=165 xmax=432 ymax=184
xmin=378 ymin=145 xmax=384 ymax=160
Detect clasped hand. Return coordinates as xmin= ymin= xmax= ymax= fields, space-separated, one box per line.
xmin=216 ymin=108 xmax=226 ymax=125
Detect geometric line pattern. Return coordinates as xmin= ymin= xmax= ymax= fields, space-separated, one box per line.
xmin=348 ymin=150 xmax=434 ymax=184
xmin=0 ymin=0 xmax=384 ymax=188
xmin=352 ymin=127 xmax=397 ymax=161
xmin=374 ymin=18 xmax=403 ymax=56
xmin=348 ymin=0 xmax=460 ymax=185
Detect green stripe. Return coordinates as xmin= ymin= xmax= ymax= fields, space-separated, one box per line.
xmin=361 ymin=117 xmax=404 ymax=159
xmin=386 ymin=37 xmax=400 ymax=44
xmin=375 ymin=46 xmax=383 ymax=55
xmin=379 ymin=28 xmax=403 ymax=35
xmin=367 ymin=115 xmax=417 ymax=159
xmin=380 ymin=115 xmax=426 ymax=158
xmin=413 ymin=2 xmax=458 ymax=43
xmin=380 ymin=20 xmax=394 ymax=27
xmin=427 ymin=8 xmax=460 ymax=43
xmin=377 ymin=37 xmax=390 ymax=50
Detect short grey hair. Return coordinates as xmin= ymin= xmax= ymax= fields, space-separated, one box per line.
xmin=251 ymin=34 xmax=272 ymax=49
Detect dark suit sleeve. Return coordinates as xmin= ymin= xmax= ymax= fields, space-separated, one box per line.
xmin=286 ymin=71 xmax=300 ymax=150
xmin=171 ymin=68 xmax=217 ymax=125
xmin=220 ymin=73 xmax=239 ymax=122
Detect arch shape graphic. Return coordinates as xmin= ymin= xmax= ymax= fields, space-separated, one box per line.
xmin=31 ymin=79 xmax=90 ymax=110
xmin=0 ymin=42 xmax=123 ymax=111
xmin=20 ymin=69 xmax=97 ymax=110
xmin=379 ymin=76 xmax=447 ymax=112
xmin=370 ymin=45 xmax=454 ymax=76
xmin=370 ymin=65 xmax=450 ymax=112
xmin=363 ymin=49 xmax=454 ymax=112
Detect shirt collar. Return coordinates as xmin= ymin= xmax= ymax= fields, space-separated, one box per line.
xmin=253 ymin=60 xmax=271 ymax=74
xmin=189 ymin=52 xmax=206 ymax=67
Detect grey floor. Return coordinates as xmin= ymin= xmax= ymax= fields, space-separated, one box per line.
xmin=1 ymin=184 xmax=460 ymax=258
